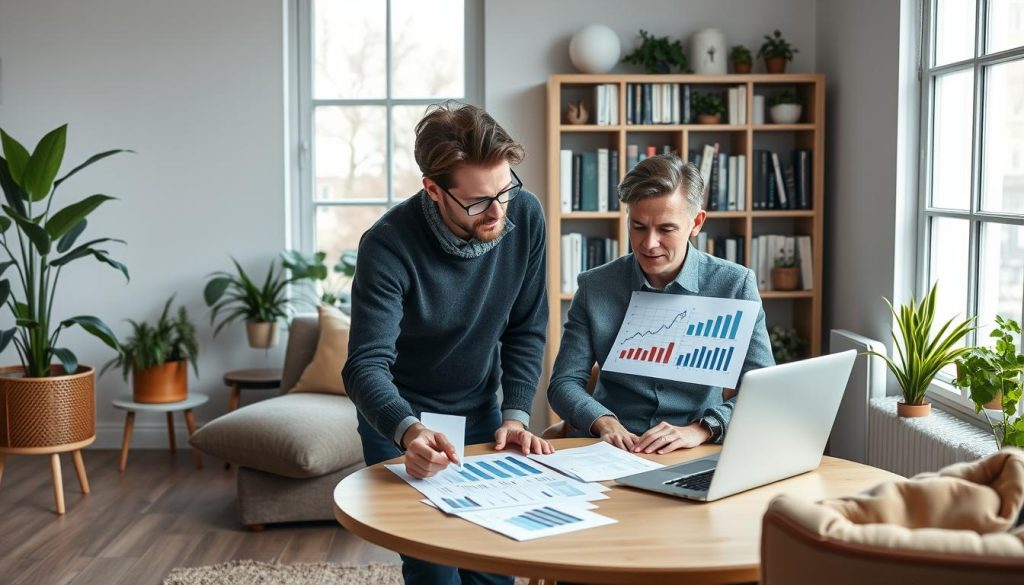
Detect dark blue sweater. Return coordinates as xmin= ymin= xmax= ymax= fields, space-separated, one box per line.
xmin=342 ymin=190 xmax=548 ymax=442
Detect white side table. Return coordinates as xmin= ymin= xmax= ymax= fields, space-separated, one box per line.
xmin=112 ymin=393 xmax=208 ymax=472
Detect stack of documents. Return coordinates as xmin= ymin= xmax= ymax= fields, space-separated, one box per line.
xmin=527 ymin=441 xmax=664 ymax=482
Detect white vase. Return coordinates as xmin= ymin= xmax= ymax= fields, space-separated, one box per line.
xmin=569 ymin=24 xmax=621 ymax=74
xmin=690 ymin=28 xmax=727 ymax=75
xmin=769 ymin=104 xmax=803 ymax=124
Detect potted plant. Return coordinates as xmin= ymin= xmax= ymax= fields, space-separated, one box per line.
xmin=730 ymin=45 xmax=753 ymax=74
xmin=281 ymin=249 xmax=358 ymax=314
xmin=102 ymin=296 xmax=199 ymax=403
xmin=770 ymin=247 xmax=800 ymax=290
xmin=691 ymin=93 xmax=726 ymax=124
xmin=865 ymin=283 xmax=975 ymax=417
xmin=769 ymin=325 xmax=806 ymax=364
xmin=953 ymin=316 xmax=1024 ymax=449
xmin=768 ymin=90 xmax=803 ymax=124
xmin=622 ymin=29 xmax=689 ymax=74
xmin=204 ymin=258 xmax=296 ymax=348
xmin=758 ymin=30 xmax=798 ymax=74
xmin=0 ymin=124 xmax=127 ymax=451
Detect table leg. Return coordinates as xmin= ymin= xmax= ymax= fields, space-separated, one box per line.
xmin=50 ymin=453 xmax=65 ymax=515
xmin=166 ymin=412 xmax=176 ymax=454
xmin=72 ymin=450 xmax=90 ymax=494
xmin=228 ymin=383 xmax=240 ymax=411
xmin=185 ymin=409 xmax=202 ymax=469
xmin=119 ymin=411 xmax=135 ymax=473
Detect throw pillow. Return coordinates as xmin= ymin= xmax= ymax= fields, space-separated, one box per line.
xmin=289 ymin=303 xmax=349 ymax=395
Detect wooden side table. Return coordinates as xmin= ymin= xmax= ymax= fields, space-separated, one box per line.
xmin=222 ymin=368 xmax=282 ymax=411
xmin=112 ymin=393 xmax=208 ymax=472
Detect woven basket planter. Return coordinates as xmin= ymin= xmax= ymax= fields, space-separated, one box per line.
xmin=0 ymin=365 xmax=95 ymax=449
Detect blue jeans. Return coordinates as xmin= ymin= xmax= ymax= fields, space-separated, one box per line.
xmin=356 ymin=409 xmax=514 ymax=585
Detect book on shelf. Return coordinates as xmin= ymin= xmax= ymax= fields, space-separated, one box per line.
xmin=597 ymin=149 xmax=609 ymax=212
xmin=609 ymin=149 xmax=620 ymax=211
xmin=559 ymin=149 xmax=573 ymax=213
xmin=750 ymin=149 xmax=814 ymax=210
xmin=560 ymin=148 xmax=621 ymax=212
xmin=692 ymin=233 xmax=744 ymax=266
xmin=698 ymin=143 xmax=718 ymax=207
xmin=750 ymin=234 xmax=813 ymax=291
xmin=625 ymin=83 xmax=695 ymax=125
xmin=561 ymin=233 xmax=619 ymax=293
xmin=593 ymin=84 xmax=619 ymax=126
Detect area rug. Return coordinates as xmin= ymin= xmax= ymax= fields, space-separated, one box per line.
xmin=163 ymin=561 xmax=404 ymax=585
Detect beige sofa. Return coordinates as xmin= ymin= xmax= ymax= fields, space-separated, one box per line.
xmin=190 ymin=315 xmax=364 ymax=530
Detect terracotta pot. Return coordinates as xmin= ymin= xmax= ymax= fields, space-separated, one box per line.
xmin=0 ymin=365 xmax=95 ymax=449
xmin=246 ymin=320 xmax=280 ymax=348
xmin=733 ymin=62 xmax=752 ymax=74
xmin=696 ymin=114 xmax=721 ymax=125
xmin=897 ymin=401 xmax=931 ymax=417
xmin=765 ymin=57 xmax=787 ymax=74
xmin=771 ymin=267 xmax=800 ymax=291
xmin=132 ymin=360 xmax=188 ymax=404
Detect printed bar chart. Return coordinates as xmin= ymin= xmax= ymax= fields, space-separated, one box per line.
xmin=675 ymin=345 xmax=735 ymax=372
xmin=506 ymin=506 xmax=585 ymax=531
xmin=685 ymin=310 xmax=743 ymax=340
xmin=618 ymin=342 xmax=674 ymax=364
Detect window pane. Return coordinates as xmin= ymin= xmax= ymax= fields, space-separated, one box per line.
xmin=987 ymin=0 xmax=1024 ymax=54
xmin=935 ymin=0 xmax=976 ymax=66
xmin=982 ymin=59 xmax=1024 ymax=213
xmin=928 ymin=216 xmax=971 ymax=347
xmin=315 ymin=106 xmax=387 ymax=201
xmin=392 ymin=105 xmax=428 ymax=199
xmin=931 ymin=70 xmax=974 ymax=210
xmin=978 ymin=222 xmax=1024 ymax=340
xmin=391 ymin=0 xmax=465 ymax=99
xmin=314 ymin=0 xmax=385 ymax=99
xmin=315 ymin=205 xmax=386 ymax=258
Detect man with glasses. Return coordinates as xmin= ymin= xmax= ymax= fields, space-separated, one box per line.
xmin=343 ymin=101 xmax=550 ymax=585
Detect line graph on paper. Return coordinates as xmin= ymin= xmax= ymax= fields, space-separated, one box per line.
xmin=603 ymin=291 xmax=760 ymax=387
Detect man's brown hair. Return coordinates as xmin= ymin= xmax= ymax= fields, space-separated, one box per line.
xmin=414 ymin=101 xmax=525 ymax=189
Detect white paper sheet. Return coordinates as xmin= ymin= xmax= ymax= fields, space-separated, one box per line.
xmin=420 ymin=412 xmax=466 ymax=470
xmin=528 ymin=441 xmax=664 ymax=482
xmin=454 ymin=502 xmax=617 ymax=541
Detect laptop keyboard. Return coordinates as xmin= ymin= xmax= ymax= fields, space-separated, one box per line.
xmin=664 ymin=469 xmax=715 ymax=491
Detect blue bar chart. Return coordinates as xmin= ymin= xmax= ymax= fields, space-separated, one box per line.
xmin=675 ymin=345 xmax=735 ymax=372
xmin=685 ymin=310 xmax=743 ymax=340
xmin=506 ymin=506 xmax=584 ymax=531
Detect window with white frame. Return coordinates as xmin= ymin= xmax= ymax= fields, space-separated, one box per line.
xmin=295 ymin=0 xmax=478 ymax=276
xmin=919 ymin=0 xmax=1024 ymax=399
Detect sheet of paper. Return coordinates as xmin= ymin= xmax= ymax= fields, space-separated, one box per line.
xmin=602 ymin=291 xmax=760 ymax=388
xmin=528 ymin=441 xmax=664 ymax=482
xmin=386 ymin=453 xmax=608 ymax=514
xmin=421 ymin=412 xmax=466 ymax=469
xmin=453 ymin=502 xmax=617 ymax=541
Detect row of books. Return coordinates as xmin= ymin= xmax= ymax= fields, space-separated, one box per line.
xmin=592 ymin=84 xmax=620 ymax=126
xmin=558 ymin=149 xmax=621 ymax=212
xmin=690 ymin=144 xmax=745 ymax=212
xmin=751 ymin=149 xmax=813 ymax=210
xmin=559 ymin=234 xmax=620 ymax=293
xmin=625 ymin=144 xmax=674 ymax=172
xmin=693 ymin=233 xmax=745 ymax=266
xmin=751 ymin=234 xmax=814 ymax=291
xmin=621 ymin=84 xmax=751 ymax=125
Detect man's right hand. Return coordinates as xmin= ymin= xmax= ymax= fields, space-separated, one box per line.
xmin=590 ymin=415 xmax=640 ymax=451
xmin=401 ymin=423 xmax=459 ymax=479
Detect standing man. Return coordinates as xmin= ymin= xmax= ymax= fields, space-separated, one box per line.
xmin=343 ymin=101 xmax=551 ymax=585
xmin=548 ymin=154 xmax=774 ymax=454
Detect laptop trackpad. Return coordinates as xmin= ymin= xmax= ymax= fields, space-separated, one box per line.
xmin=666 ymin=457 xmax=718 ymax=476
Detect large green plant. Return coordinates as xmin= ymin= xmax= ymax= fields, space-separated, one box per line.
xmin=281 ymin=249 xmax=357 ymax=311
xmin=101 ymin=296 xmax=199 ymax=382
xmin=0 ymin=125 xmax=128 ymax=377
xmin=953 ymin=316 xmax=1024 ymax=448
xmin=204 ymin=258 xmax=302 ymax=336
xmin=866 ymin=283 xmax=975 ymax=406
xmin=622 ymin=29 xmax=689 ymax=73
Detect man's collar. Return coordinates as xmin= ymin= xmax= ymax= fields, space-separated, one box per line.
xmin=633 ymin=243 xmax=702 ymax=293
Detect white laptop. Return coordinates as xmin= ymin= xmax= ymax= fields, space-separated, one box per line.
xmin=615 ymin=350 xmax=856 ymax=502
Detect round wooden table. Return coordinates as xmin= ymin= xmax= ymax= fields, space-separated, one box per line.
xmin=222 ymin=368 xmax=282 ymax=412
xmin=333 ymin=438 xmax=901 ymax=584
xmin=112 ymin=393 xmax=208 ymax=472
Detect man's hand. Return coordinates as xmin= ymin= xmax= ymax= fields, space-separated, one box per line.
xmin=591 ymin=415 xmax=640 ymax=451
xmin=494 ymin=420 xmax=555 ymax=455
xmin=633 ymin=421 xmax=711 ymax=454
xmin=401 ymin=423 xmax=459 ymax=479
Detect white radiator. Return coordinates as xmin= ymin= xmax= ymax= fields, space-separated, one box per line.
xmin=828 ymin=329 xmax=887 ymax=463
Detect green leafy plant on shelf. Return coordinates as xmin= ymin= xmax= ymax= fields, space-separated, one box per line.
xmin=769 ymin=325 xmax=806 ymax=364
xmin=953 ymin=316 xmax=1024 ymax=449
xmin=758 ymin=30 xmax=799 ymax=62
xmin=622 ymin=29 xmax=689 ymax=73
xmin=769 ymin=90 xmax=800 ymax=106
xmin=865 ymin=283 xmax=975 ymax=408
xmin=281 ymin=249 xmax=358 ymax=313
xmin=773 ymin=247 xmax=796 ymax=268
xmin=101 ymin=295 xmax=199 ymax=382
xmin=729 ymin=45 xmax=753 ymax=66
xmin=691 ymin=93 xmax=726 ymax=117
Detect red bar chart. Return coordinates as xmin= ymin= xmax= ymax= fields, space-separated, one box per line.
xmin=618 ymin=342 xmax=675 ymax=364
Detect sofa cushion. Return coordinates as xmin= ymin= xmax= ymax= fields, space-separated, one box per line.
xmin=189 ymin=392 xmax=363 ymax=478
xmin=289 ymin=304 xmax=349 ymax=395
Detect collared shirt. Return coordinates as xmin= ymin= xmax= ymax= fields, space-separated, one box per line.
xmin=548 ymin=244 xmax=775 ymax=442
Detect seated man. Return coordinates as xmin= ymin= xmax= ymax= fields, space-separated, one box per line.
xmin=548 ymin=154 xmax=774 ymax=454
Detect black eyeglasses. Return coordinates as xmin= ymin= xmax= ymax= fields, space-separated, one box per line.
xmin=438 ymin=169 xmax=523 ymax=216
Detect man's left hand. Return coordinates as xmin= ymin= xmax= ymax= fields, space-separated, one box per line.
xmin=494 ymin=421 xmax=555 ymax=455
xmin=633 ymin=421 xmax=711 ymax=454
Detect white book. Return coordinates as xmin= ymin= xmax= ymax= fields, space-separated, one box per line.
xmin=727 ymin=156 xmax=738 ymax=211
xmin=736 ymin=154 xmax=746 ymax=211
xmin=699 ymin=144 xmax=717 ymax=202
xmin=571 ymin=234 xmax=583 ymax=293
xmin=737 ymin=85 xmax=747 ymax=125
xmin=727 ymin=87 xmax=739 ymax=125
xmin=560 ymin=234 xmax=573 ymax=293
xmin=560 ymin=149 xmax=573 ymax=213
xmin=753 ymin=95 xmax=766 ymax=125
xmin=756 ymin=235 xmax=770 ymax=290
xmin=784 ymin=236 xmax=796 ymax=270
xmin=597 ymin=148 xmax=609 ymax=212
xmin=771 ymin=151 xmax=788 ymax=208
xmin=750 ymin=237 xmax=761 ymax=289
xmin=663 ymin=84 xmax=671 ymax=124
xmin=797 ymin=236 xmax=814 ymax=290
xmin=725 ymin=238 xmax=738 ymax=264
xmin=672 ymin=84 xmax=681 ymax=124
xmin=610 ymin=84 xmax=619 ymax=125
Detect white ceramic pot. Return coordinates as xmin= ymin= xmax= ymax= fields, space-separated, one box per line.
xmin=569 ymin=24 xmax=621 ymax=74
xmin=769 ymin=103 xmax=802 ymax=124
xmin=690 ymin=28 xmax=727 ymax=75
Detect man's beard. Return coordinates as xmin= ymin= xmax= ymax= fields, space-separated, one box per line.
xmin=471 ymin=216 xmax=505 ymax=242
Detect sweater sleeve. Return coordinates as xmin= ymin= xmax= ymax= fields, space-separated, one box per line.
xmin=341 ymin=229 xmax=417 ymax=443
xmin=497 ymin=197 xmax=548 ymax=416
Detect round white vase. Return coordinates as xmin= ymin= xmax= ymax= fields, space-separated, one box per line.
xmin=569 ymin=24 xmax=621 ymax=74
xmin=690 ymin=28 xmax=727 ymax=75
xmin=769 ymin=104 xmax=803 ymax=124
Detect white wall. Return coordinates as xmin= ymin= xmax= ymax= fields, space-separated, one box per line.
xmin=0 ymin=0 xmax=290 ymax=447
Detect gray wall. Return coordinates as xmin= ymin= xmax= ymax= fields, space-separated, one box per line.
xmin=0 ymin=0 xmax=289 ymax=447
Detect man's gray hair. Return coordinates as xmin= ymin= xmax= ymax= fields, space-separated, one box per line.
xmin=617 ymin=154 xmax=704 ymax=216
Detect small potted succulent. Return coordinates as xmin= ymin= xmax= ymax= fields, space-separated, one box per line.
xmin=770 ymin=247 xmax=799 ymax=291
xmin=758 ymin=30 xmax=798 ymax=74
xmin=691 ymin=93 xmax=726 ymax=124
xmin=769 ymin=325 xmax=806 ymax=364
xmin=730 ymin=45 xmax=753 ymax=74
xmin=768 ymin=90 xmax=802 ymax=124
xmin=953 ymin=316 xmax=1024 ymax=449
xmin=622 ymin=29 xmax=689 ymax=73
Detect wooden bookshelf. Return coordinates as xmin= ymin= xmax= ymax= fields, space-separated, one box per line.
xmin=545 ymin=73 xmax=825 ymax=418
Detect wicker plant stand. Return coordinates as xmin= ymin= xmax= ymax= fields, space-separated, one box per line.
xmin=0 ymin=365 xmax=96 ymax=515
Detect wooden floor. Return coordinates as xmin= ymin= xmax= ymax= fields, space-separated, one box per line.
xmin=0 ymin=449 xmax=400 ymax=585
